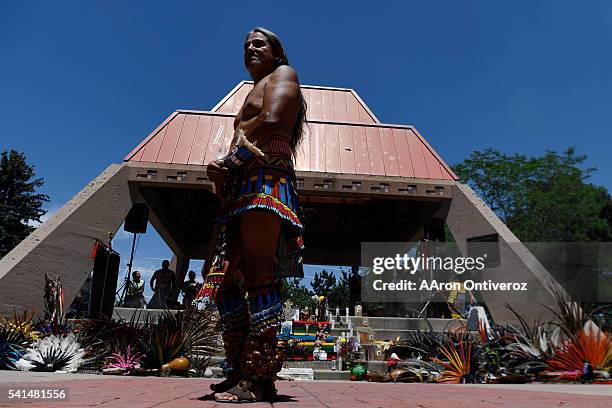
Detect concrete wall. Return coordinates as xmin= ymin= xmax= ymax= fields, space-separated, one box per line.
xmin=0 ymin=163 xmax=132 ymax=317
xmin=445 ymin=183 xmax=564 ymax=324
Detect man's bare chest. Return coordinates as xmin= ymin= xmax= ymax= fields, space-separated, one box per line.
xmin=240 ymin=81 xmax=268 ymax=121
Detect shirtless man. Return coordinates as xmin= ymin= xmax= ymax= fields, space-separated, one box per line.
xmin=149 ymin=260 xmax=175 ymax=309
xmin=203 ymin=27 xmax=306 ymax=403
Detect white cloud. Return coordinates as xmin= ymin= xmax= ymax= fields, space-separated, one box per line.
xmin=27 ymin=204 xmax=59 ymax=228
xmin=113 ymin=229 xmax=133 ymax=241
xmin=119 ymin=262 xmax=158 ymax=280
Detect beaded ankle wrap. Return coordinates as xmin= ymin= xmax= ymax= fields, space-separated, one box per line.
xmin=240 ymin=335 xmax=285 ymax=386
xmin=221 ymin=328 xmax=247 ymax=372
xmin=248 ymin=285 xmax=283 ymax=335
xmin=240 ymin=285 xmax=284 ymax=396
xmin=217 ymin=295 xmax=250 ymax=380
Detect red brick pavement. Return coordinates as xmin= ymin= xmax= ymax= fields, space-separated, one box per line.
xmin=0 ymin=377 xmax=610 ymax=408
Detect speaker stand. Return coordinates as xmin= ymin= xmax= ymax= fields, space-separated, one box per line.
xmin=117 ymin=232 xmax=138 ymax=306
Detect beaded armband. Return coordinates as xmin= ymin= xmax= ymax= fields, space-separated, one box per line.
xmin=222 ymin=129 xmax=265 ymax=171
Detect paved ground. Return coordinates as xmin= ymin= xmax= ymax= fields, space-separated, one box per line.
xmin=0 ymin=372 xmax=610 ymax=407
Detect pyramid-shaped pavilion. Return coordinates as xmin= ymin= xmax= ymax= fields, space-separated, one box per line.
xmin=0 ymin=82 xmax=563 ymax=322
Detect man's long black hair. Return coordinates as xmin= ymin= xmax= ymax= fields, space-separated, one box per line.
xmin=247 ymin=27 xmax=307 ymax=154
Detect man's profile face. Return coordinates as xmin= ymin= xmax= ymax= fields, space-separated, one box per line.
xmin=244 ymin=32 xmax=276 ymax=74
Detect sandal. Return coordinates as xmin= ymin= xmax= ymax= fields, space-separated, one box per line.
xmin=214 ymin=381 xmax=264 ymax=403
xmin=210 ymin=371 xmax=241 ymax=393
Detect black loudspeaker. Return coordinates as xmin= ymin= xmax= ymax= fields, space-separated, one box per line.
xmin=124 ymin=203 xmax=149 ymax=233
xmin=89 ymin=245 xmax=120 ymax=319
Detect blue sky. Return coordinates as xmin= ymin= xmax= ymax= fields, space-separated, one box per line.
xmin=2 ymin=1 xmax=611 ymax=299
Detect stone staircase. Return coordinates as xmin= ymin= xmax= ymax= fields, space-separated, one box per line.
xmin=281 ymin=315 xmax=467 ymax=380
xmin=326 ymin=315 xmax=466 ymax=341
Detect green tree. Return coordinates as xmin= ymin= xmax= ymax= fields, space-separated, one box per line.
xmin=0 ymin=150 xmax=49 ymax=257
xmin=327 ymin=270 xmax=350 ymax=309
xmin=280 ymin=278 xmax=313 ymax=309
xmin=310 ymin=269 xmax=336 ymax=297
xmin=453 ymin=147 xmax=611 ymax=242
xmin=452 ymin=148 xmax=536 ymax=224
xmin=280 ymin=270 xmax=351 ymax=312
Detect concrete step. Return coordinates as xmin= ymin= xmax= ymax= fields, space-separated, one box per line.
xmin=357 ymin=329 xmax=422 ymax=342
xmin=284 ymin=360 xmax=334 ymax=369
xmin=313 ymin=370 xmax=350 ymax=381
xmin=278 ymin=368 xmax=314 ymax=381
xmin=350 ymin=316 xmax=465 ymax=331
xmin=328 ymin=328 xmax=353 ymax=336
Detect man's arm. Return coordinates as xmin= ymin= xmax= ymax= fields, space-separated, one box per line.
xmin=240 ymin=66 xmax=300 ymax=146
xmin=206 ymin=67 xmax=299 ymax=188
xmin=150 ymin=273 xmax=156 ymax=291
xmin=229 ymin=105 xmax=244 ymax=147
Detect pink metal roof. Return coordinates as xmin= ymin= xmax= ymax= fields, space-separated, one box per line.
xmin=125 ymin=83 xmax=457 ymax=181
xmin=213 ymin=81 xmax=380 ymax=124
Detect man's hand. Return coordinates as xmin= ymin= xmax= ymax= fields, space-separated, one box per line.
xmin=207 ymin=159 xmax=235 ymax=198
xmin=206 ymin=159 xmax=231 ymax=182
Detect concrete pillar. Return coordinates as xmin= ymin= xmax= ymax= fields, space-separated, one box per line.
xmin=0 ymin=163 xmax=132 ymax=317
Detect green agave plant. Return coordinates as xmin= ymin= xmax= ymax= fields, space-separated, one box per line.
xmin=394 ymin=329 xmax=449 ymax=359
xmin=140 ymin=309 xmax=220 ymax=369
xmin=74 ymin=311 xmax=150 ymax=370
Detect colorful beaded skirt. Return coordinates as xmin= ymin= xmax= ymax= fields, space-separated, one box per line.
xmin=198 ymin=159 xmax=305 ymax=303
xmin=225 ymin=167 xmax=303 ymax=235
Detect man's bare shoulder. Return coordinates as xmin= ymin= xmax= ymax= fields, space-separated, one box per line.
xmin=270 ymin=65 xmax=298 ymax=84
